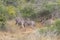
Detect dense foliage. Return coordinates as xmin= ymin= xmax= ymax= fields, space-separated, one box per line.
xmin=0 ymin=0 xmax=60 ymax=31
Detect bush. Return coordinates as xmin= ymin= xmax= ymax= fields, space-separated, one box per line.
xmin=0 ymin=14 xmax=6 ymax=31
xmin=53 ymin=19 xmax=60 ymax=33
xmin=6 ymin=6 xmax=16 ymax=19
xmin=20 ymin=6 xmax=35 ymax=18
xmin=0 ymin=22 xmax=6 ymax=31
xmin=39 ymin=19 xmax=60 ymax=35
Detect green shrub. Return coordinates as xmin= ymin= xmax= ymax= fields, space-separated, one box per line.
xmin=39 ymin=19 xmax=60 ymax=34
xmin=53 ymin=19 xmax=60 ymax=33
xmin=20 ymin=6 xmax=35 ymax=18
xmin=0 ymin=15 xmax=6 ymax=31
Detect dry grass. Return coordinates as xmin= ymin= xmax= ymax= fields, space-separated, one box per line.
xmin=0 ymin=20 xmax=59 ymax=40
xmin=0 ymin=29 xmax=60 ymax=40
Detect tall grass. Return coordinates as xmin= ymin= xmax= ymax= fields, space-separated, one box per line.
xmin=0 ymin=19 xmax=60 ymax=40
